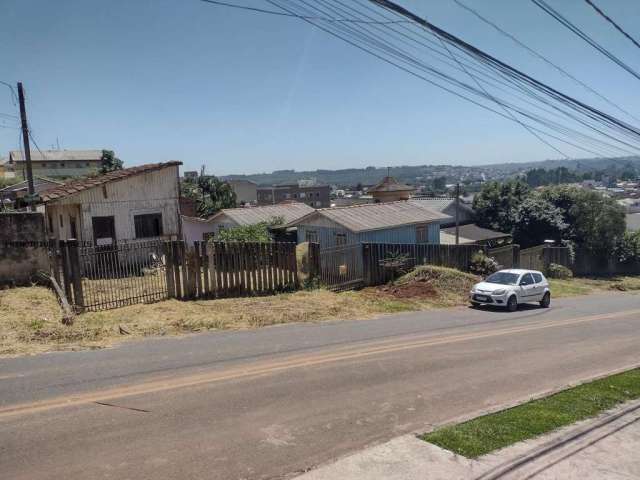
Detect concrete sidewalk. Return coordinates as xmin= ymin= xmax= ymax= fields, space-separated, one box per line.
xmin=297 ymin=399 xmax=640 ymax=480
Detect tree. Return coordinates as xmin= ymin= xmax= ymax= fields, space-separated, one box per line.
xmin=432 ymin=176 xmax=447 ymax=192
xmin=99 ymin=150 xmax=123 ymax=174
xmin=473 ymin=179 xmax=530 ymax=233
xmin=513 ymin=196 xmax=567 ymax=248
xmin=182 ymin=175 xmax=237 ymax=217
xmin=616 ymin=230 xmax=640 ymax=263
xmin=215 ymin=216 xmax=284 ymax=243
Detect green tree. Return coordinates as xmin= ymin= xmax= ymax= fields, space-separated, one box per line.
xmin=99 ymin=150 xmax=123 ymax=174
xmin=215 ymin=217 xmax=284 ymax=243
xmin=473 ymin=179 xmax=530 ymax=233
xmin=513 ymin=196 xmax=567 ymax=248
xmin=616 ymin=230 xmax=640 ymax=263
xmin=182 ymin=175 xmax=237 ymax=217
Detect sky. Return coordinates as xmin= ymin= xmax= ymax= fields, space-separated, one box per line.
xmin=1 ymin=0 xmax=640 ymax=175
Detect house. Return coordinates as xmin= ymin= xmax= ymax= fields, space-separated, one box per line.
xmin=367 ymin=176 xmax=415 ymax=203
xmin=257 ymin=183 xmax=331 ymax=208
xmin=408 ymin=197 xmax=474 ymax=227
xmin=440 ymin=224 xmax=511 ymax=247
xmin=288 ymin=201 xmax=450 ymax=248
xmin=40 ymin=161 xmax=182 ymax=244
xmin=8 ymin=149 xmax=104 ymax=179
xmin=0 ymin=177 xmax=63 ymax=208
xmin=181 ymin=202 xmax=315 ymax=245
xmin=227 ymin=179 xmax=258 ymax=205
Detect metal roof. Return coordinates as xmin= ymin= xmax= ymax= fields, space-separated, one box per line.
xmin=441 ymin=224 xmax=511 ymax=242
xmin=41 ymin=161 xmax=182 ymax=202
xmin=408 ymin=197 xmax=455 ymax=211
xmin=9 ymin=149 xmax=103 ymax=162
xmin=290 ymin=200 xmax=450 ymax=232
xmin=221 ymin=203 xmax=315 ymax=226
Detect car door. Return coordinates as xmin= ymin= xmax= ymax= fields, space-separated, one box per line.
xmin=518 ymin=273 xmax=537 ymax=302
xmin=531 ymin=272 xmax=545 ymax=300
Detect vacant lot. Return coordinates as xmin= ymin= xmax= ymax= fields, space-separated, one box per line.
xmin=2 ymin=269 xmax=639 ymax=356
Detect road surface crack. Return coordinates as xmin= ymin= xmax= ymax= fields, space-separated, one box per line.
xmin=94 ymin=401 xmax=150 ymax=413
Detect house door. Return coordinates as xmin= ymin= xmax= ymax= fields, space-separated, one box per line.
xmin=92 ymin=216 xmax=116 ymax=248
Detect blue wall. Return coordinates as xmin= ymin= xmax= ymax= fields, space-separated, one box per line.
xmin=297 ymin=222 xmax=440 ymax=248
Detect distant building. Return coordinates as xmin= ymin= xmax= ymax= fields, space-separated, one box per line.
xmin=408 ymin=197 xmax=474 ymax=228
xmin=183 ymin=171 xmax=199 ymax=180
xmin=9 ymin=150 xmax=104 ymax=179
xmin=289 ymin=201 xmax=450 ymax=248
xmin=227 ymin=179 xmax=258 ymax=205
xmin=41 ymin=161 xmax=182 ymax=244
xmin=181 ymin=203 xmax=314 ymax=245
xmin=367 ymin=176 xmax=415 ymax=203
xmin=257 ymin=184 xmax=330 ymax=208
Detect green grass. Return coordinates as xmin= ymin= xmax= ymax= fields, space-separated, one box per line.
xmin=421 ymin=368 xmax=640 ymax=458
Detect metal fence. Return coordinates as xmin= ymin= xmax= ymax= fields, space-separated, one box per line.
xmin=317 ymin=243 xmax=364 ymax=291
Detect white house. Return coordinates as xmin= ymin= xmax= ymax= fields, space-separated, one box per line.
xmin=9 ymin=149 xmax=104 ymax=179
xmin=182 ymin=203 xmax=314 ymax=245
xmin=41 ymin=161 xmax=182 ymax=245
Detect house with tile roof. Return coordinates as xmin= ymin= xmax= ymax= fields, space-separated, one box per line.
xmin=287 ymin=201 xmax=450 ymax=248
xmin=181 ymin=203 xmax=314 ymax=245
xmin=40 ymin=161 xmax=182 ymax=244
xmin=367 ymin=176 xmax=415 ymax=203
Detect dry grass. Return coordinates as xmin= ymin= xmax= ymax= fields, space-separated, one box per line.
xmin=2 ymin=271 xmax=639 ymax=357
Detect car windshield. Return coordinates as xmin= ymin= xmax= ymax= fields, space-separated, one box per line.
xmin=485 ymin=272 xmax=520 ymax=285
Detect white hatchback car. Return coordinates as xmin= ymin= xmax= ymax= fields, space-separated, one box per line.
xmin=470 ymin=269 xmax=551 ymax=311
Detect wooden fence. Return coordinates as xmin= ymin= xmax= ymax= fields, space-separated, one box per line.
xmin=488 ymin=244 xmax=520 ymax=269
xmin=51 ymin=239 xmax=298 ymax=311
xmin=362 ymin=243 xmax=481 ymax=286
xmin=519 ymin=245 xmax=545 ymax=271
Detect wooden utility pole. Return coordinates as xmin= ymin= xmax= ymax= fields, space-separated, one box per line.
xmin=17 ymin=82 xmax=36 ymax=211
xmin=455 ymin=183 xmax=460 ymax=245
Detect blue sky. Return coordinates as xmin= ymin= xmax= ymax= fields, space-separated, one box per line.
xmin=1 ymin=0 xmax=640 ymax=175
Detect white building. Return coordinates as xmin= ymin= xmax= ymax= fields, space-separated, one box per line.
xmin=41 ymin=161 xmax=182 ymax=245
xmin=227 ymin=179 xmax=258 ymax=205
xmin=9 ymin=150 xmax=104 ymax=179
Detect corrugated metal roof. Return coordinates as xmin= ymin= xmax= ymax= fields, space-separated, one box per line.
xmin=439 ymin=231 xmax=476 ymax=245
xmin=408 ymin=197 xmax=456 ymax=212
xmin=291 ymin=201 xmax=450 ymax=232
xmin=441 ymin=224 xmax=510 ymax=241
xmin=222 ymin=203 xmax=315 ymax=226
xmin=41 ymin=161 xmax=182 ymax=202
xmin=9 ymin=149 xmax=103 ymax=162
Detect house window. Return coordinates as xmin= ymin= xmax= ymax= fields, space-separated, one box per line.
xmin=416 ymin=225 xmax=428 ymax=243
xmin=335 ymin=233 xmax=347 ymax=245
xmin=305 ymin=230 xmax=318 ymax=243
xmin=134 ymin=213 xmax=163 ymax=238
xmin=300 ymin=192 xmax=306 ymax=199
xmin=48 ymin=215 xmax=54 ymax=233
xmin=59 ymin=214 xmax=64 ymax=228
xmin=70 ymin=216 xmax=78 ymax=239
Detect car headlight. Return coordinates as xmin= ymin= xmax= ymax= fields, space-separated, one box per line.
xmin=493 ymin=289 xmax=506 ymax=295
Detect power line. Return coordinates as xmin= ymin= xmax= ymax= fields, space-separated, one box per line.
xmin=583 ymin=0 xmax=640 ymax=51
xmin=268 ymin=0 xmax=635 ymax=157
xmin=451 ymin=0 xmax=640 ymax=123
xmin=530 ymin=0 xmax=640 ymax=82
xmin=199 ymin=0 xmax=409 ymax=24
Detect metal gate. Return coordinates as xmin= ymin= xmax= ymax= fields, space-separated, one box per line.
xmin=318 ymin=243 xmax=364 ymax=291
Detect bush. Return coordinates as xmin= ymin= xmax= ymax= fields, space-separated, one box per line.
xmin=546 ymin=263 xmax=573 ymax=279
xmin=469 ymin=251 xmax=499 ymax=275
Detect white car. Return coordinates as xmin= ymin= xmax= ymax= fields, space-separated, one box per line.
xmin=470 ymin=269 xmax=551 ymax=311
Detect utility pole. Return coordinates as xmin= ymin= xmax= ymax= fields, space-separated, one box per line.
xmin=17 ymin=82 xmax=35 ymax=212
xmin=455 ymin=183 xmax=460 ymax=245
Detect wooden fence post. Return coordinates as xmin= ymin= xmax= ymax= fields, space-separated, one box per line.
xmin=59 ymin=240 xmax=73 ymax=303
xmin=163 ymin=241 xmax=176 ymax=299
xmin=67 ymin=239 xmax=84 ymax=312
xmin=361 ymin=243 xmax=372 ymax=286
xmin=308 ymin=242 xmax=320 ymax=283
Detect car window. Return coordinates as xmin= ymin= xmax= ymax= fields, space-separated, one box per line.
xmin=485 ymin=271 xmax=519 ymax=285
xmin=532 ymin=273 xmax=543 ymax=283
xmin=520 ymin=273 xmax=534 ymax=286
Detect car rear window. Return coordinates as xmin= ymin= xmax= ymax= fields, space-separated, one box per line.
xmin=532 ymin=273 xmax=543 ymax=283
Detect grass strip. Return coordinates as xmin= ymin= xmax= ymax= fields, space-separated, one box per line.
xmin=421 ymin=368 xmax=640 ymax=458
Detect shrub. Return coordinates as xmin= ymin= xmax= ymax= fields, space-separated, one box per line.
xmin=469 ymin=251 xmax=499 ymax=276
xmin=546 ymin=263 xmax=573 ymax=279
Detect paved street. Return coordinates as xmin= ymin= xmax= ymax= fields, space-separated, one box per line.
xmin=1 ymin=293 xmax=640 ymax=479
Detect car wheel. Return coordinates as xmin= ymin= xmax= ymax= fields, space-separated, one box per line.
xmin=540 ymin=292 xmax=551 ymax=308
xmin=507 ymin=295 xmax=518 ymax=312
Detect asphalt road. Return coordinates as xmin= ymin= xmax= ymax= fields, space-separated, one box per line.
xmin=1 ymin=293 xmax=640 ymax=480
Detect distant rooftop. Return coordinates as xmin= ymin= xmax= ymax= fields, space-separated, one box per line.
xmin=9 ymin=149 xmax=104 ymax=163
xmin=367 ymin=176 xmax=415 ymax=193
